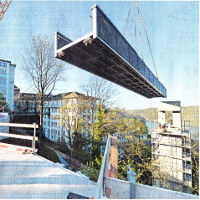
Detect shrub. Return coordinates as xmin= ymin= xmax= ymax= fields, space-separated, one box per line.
xmin=78 ymin=165 xmax=100 ymax=182
xmin=41 ymin=144 xmax=60 ymax=163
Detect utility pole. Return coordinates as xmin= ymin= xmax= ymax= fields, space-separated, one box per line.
xmin=0 ymin=0 xmax=12 ymax=21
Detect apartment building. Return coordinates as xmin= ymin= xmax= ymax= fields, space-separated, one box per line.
xmin=14 ymin=86 xmax=39 ymax=112
xmin=0 ymin=59 xmax=15 ymax=111
xmin=43 ymin=92 xmax=97 ymax=145
xmin=0 ymin=113 xmax=9 ymax=139
xmin=151 ymin=101 xmax=192 ymax=193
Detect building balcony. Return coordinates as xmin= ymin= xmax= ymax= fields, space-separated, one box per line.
xmin=183 ymin=178 xmax=192 ymax=185
xmin=183 ymin=168 xmax=192 ymax=174
xmin=183 ymin=163 xmax=192 ymax=173
xmin=182 ymin=141 xmax=191 ymax=148
xmin=182 ymin=152 xmax=191 ymax=158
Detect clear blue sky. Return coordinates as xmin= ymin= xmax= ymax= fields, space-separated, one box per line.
xmin=0 ymin=1 xmax=199 ymax=110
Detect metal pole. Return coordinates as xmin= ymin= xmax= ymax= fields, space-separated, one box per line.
xmin=127 ymin=166 xmax=137 ymax=183
xmin=32 ymin=123 xmax=36 ymax=152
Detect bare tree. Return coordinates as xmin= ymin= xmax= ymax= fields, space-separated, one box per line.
xmin=81 ymin=76 xmax=119 ymax=136
xmin=81 ymin=76 xmax=118 ymax=107
xmin=23 ymin=35 xmax=65 ymax=145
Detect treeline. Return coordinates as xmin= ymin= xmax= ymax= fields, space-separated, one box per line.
xmin=182 ymin=106 xmax=199 ymax=127
xmin=129 ymin=106 xmax=199 ymax=127
xmin=52 ymin=76 xmax=150 ymax=182
xmin=128 ymin=108 xmax=158 ymax=122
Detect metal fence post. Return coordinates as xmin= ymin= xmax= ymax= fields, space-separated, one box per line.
xmin=127 ymin=166 xmax=137 ymax=183
xmin=127 ymin=166 xmax=137 ymax=199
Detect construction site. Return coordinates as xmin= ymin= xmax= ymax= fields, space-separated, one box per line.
xmin=0 ymin=1 xmax=199 ymax=199
xmin=151 ymin=101 xmax=192 ymax=193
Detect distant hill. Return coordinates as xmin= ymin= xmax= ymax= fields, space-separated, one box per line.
xmin=129 ymin=106 xmax=199 ymax=127
xmin=181 ymin=106 xmax=199 ymax=127
xmin=128 ymin=108 xmax=158 ymax=122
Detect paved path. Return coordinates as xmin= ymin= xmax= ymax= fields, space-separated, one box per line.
xmin=0 ymin=148 xmax=98 ymax=199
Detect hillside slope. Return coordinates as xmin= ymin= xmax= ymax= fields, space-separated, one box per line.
xmin=129 ymin=106 xmax=199 ymax=127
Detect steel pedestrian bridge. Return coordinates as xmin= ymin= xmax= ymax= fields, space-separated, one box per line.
xmin=54 ymin=5 xmax=167 ymax=99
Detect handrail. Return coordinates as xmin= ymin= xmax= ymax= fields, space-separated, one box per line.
xmin=0 ymin=122 xmax=38 ymax=152
xmin=0 ymin=122 xmax=38 ymax=128
xmin=0 ymin=132 xmax=38 ymax=141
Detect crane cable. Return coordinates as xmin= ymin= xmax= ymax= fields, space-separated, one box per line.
xmin=122 ymin=0 xmax=159 ymax=79
xmin=122 ymin=2 xmax=134 ymax=36
xmin=135 ymin=1 xmax=144 ymax=61
xmin=135 ymin=0 xmax=158 ymax=78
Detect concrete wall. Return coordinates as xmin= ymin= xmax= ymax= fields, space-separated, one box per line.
xmin=158 ymin=101 xmax=181 ymax=128
xmin=104 ymin=177 xmax=130 ymax=199
xmin=158 ymin=101 xmax=181 ymax=112
xmin=158 ymin=111 xmax=165 ymax=126
xmin=173 ymin=112 xmax=181 ymax=129
xmin=132 ymin=183 xmax=198 ymax=199
xmin=103 ymin=177 xmax=198 ymax=199
xmin=97 ymin=136 xmax=111 ymax=198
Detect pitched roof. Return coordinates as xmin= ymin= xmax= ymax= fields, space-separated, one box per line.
xmin=46 ymin=92 xmax=95 ymax=101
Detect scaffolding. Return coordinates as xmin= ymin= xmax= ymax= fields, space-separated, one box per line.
xmin=151 ymin=101 xmax=192 ymax=193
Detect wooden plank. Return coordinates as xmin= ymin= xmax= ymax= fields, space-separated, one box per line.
xmin=0 ymin=122 xmax=38 ymax=128
xmin=0 ymin=132 xmax=38 ymax=141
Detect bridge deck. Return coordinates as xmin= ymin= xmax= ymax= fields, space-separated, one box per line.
xmin=55 ymin=5 xmax=166 ymax=98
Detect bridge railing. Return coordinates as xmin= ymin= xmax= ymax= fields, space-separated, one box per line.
xmin=0 ymin=122 xmax=38 ymax=152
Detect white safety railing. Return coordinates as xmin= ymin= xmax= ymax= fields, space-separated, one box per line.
xmin=0 ymin=122 xmax=38 ymax=152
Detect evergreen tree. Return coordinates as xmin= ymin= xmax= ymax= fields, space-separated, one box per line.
xmin=92 ymin=105 xmax=105 ymax=165
xmin=191 ymin=139 xmax=199 ymax=195
xmin=118 ymin=137 xmax=152 ymax=185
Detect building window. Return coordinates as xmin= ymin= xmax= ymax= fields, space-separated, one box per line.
xmin=0 ymin=77 xmax=6 ymax=84
xmin=0 ymin=87 xmax=6 ymax=96
xmin=0 ymin=69 xmax=6 ymax=74
xmin=0 ymin=62 xmax=7 ymax=68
